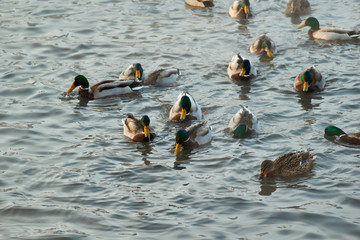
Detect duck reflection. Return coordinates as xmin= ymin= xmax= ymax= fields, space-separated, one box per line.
xmin=258 ymin=178 xmax=277 ymax=196
xmin=137 ymin=142 xmax=153 ymax=165
xmin=297 ymin=92 xmax=322 ymax=110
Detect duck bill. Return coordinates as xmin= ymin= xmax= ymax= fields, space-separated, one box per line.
xmin=143 ymin=125 xmax=150 ymax=138
xmin=135 ymin=70 xmax=141 ymax=79
xmin=174 ymin=143 xmax=182 ymax=154
xmin=303 ymin=82 xmax=309 ymax=92
xmin=266 ymin=48 xmax=274 ymax=58
xmin=297 ymin=23 xmax=306 ymax=29
xmin=67 ymin=83 xmax=77 ymax=94
xmin=240 ymin=67 xmax=246 ymax=77
xmin=180 ymin=108 xmax=187 ymax=120
xmin=244 ymin=5 xmax=250 ymax=15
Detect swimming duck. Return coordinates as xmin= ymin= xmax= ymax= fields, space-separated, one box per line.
xmin=260 ymin=150 xmax=315 ymax=178
xmin=185 ymin=0 xmax=214 ymax=7
xmin=229 ymin=0 xmax=252 ymax=18
xmin=227 ymin=53 xmax=257 ymax=80
xmin=169 ymin=91 xmax=203 ymax=121
xmin=297 ymin=17 xmax=360 ymax=40
xmin=250 ymin=34 xmax=277 ymax=58
xmin=67 ymin=75 xmax=138 ymax=100
xmin=294 ymin=66 xmax=325 ymax=92
xmin=119 ymin=63 xmax=180 ymax=86
xmin=122 ymin=114 xmax=156 ymax=142
xmin=229 ymin=105 xmax=259 ymax=138
xmin=324 ymin=126 xmax=360 ymax=145
xmin=285 ymin=0 xmax=310 ymax=16
xmin=175 ymin=121 xmax=212 ymax=154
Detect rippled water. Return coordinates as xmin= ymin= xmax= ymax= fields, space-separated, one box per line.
xmin=1 ymin=0 xmax=360 ymax=239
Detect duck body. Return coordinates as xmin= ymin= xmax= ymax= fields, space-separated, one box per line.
xmin=260 ymin=150 xmax=315 ymax=178
xmin=185 ymin=0 xmax=214 ymax=8
xmin=143 ymin=68 xmax=180 ymax=86
xmin=175 ymin=121 xmax=212 ymax=154
xmin=119 ymin=63 xmax=180 ymax=86
xmin=229 ymin=0 xmax=252 ymax=18
xmin=324 ymin=126 xmax=360 ymax=145
xmin=229 ymin=105 xmax=259 ymax=138
xmin=67 ymin=75 xmax=137 ymax=100
xmin=285 ymin=0 xmax=310 ymax=16
xmin=169 ymin=91 xmax=203 ymax=121
xmin=122 ymin=114 xmax=156 ymax=142
xmin=227 ymin=53 xmax=257 ymax=81
xmin=294 ymin=66 xmax=325 ymax=92
xmin=298 ymin=17 xmax=360 ymax=40
xmin=250 ymin=34 xmax=277 ymax=58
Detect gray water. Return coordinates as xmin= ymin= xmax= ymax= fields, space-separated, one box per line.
xmin=1 ymin=0 xmax=360 ymax=239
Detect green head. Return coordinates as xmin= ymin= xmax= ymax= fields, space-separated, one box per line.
xmin=74 ymin=75 xmax=89 ymax=88
xmin=141 ymin=115 xmax=150 ymax=138
xmin=301 ymin=71 xmax=313 ymax=92
xmin=325 ymin=126 xmax=346 ymax=137
xmin=261 ymin=40 xmax=271 ymax=49
xmin=134 ymin=63 xmax=143 ymax=79
xmin=175 ymin=129 xmax=189 ymax=154
xmin=179 ymin=95 xmax=191 ymax=120
xmin=241 ymin=59 xmax=251 ymax=76
xmin=298 ymin=17 xmax=320 ymax=31
xmin=243 ymin=0 xmax=250 ymax=6
xmin=233 ymin=124 xmax=247 ymax=138
xmin=140 ymin=115 xmax=150 ymax=127
xmin=67 ymin=75 xmax=89 ymax=94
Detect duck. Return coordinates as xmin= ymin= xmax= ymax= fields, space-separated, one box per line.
xmin=67 ymin=75 xmax=139 ymax=100
xmin=260 ymin=150 xmax=315 ymax=178
xmin=119 ymin=63 xmax=180 ymax=86
xmin=227 ymin=53 xmax=257 ymax=80
xmin=250 ymin=34 xmax=277 ymax=58
xmin=185 ymin=0 xmax=214 ymax=8
xmin=324 ymin=126 xmax=360 ymax=145
xmin=294 ymin=66 xmax=325 ymax=92
xmin=229 ymin=105 xmax=259 ymax=138
xmin=297 ymin=17 xmax=360 ymax=40
xmin=122 ymin=114 xmax=156 ymax=142
xmin=175 ymin=121 xmax=212 ymax=154
xmin=229 ymin=0 xmax=252 ymax=18
xmin=285 ymin=0 xmax=310 ymax=16
xmin=169 ymin=91 xmax=203 ymax=121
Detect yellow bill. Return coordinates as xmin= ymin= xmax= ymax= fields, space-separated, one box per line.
xmin=143 ymin=125 xmax=150 ymax=138
xmin=180 ymin=108 xmax=187 ymax=120
xmin=135 ymin=70 xmax=141 ymax=79
xmin=303 ymin=81 xmax=309 ymax=92
xmin=244 ymin=5 xmax=249 ymax=15
xmin=174 ymin=143 xmax=182 ymax=154
xmin=266 ymin=49 xmax=274 ymax=58
xmin=297 ymin=23 xmax=306 ymax=29
xmin=240 ymin=67 xmax=246 ymax=76
xmin=67 ymin=83 xmax=76 ymax=94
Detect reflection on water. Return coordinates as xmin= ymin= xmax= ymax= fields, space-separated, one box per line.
xmin=297 ymin=92 xmax=323 ymax=110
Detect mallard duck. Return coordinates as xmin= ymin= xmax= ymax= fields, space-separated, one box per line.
xmin=119 ymin=63 xmax=180 ymax=86
xmin=169 ymin=91 xmax=203 ymax=121
xmin=122 ymin=114 xmax=156 ymax=142
xmin=67 ymin=75 xmax=138 ymax=100
xmin=229 ymin=0 xmax=252 ymax=18
xmin=227 ymin=53 xmax=257 ymax=80
xmin=285 ymin=0 xmax=310 ymax=16
xmin=297 ymin=17 xmax=360 ymax=40
xmin=294 ymin=66 xmax=325 ymax=92
xmin=324 ymin=126 xmax=360 ymax=145
xmin=229 ymin=105 xmax=259 ymax=138
xmin=250 ymin=34 xmax=277 ymax=58
xmin=185 ymin=0 xmax=214 ymax=7
xmin=174 ymin=121 xmax=212 ymax=154
xmin=260 ymin=150 xmax=315 ymax=178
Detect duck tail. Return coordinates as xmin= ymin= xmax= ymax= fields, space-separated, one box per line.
xmin=348 ymin=28 xmax=360 ymax=38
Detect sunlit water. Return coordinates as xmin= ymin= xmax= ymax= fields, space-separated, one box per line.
xmin=1 ymin=0 xmax=360 ymax=239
